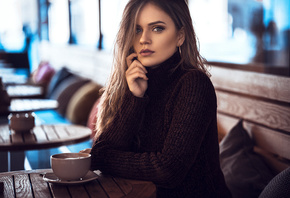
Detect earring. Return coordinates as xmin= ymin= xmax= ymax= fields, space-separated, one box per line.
xmin=178 ymin=46 xmax=182 ymax=55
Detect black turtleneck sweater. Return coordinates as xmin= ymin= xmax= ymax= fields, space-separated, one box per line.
xmin=90 ymin=52 xmax=232 ymax=198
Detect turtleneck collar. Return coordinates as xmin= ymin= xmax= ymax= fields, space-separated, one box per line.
xmin=146 ymin=51 xmax=182 ymax=95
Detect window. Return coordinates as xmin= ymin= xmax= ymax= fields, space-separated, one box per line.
xmin=0 ymin=0 xmax=38 ymax=71
xmin=101 ymin=0 xmax=129 ymax=51
xmin=189 ymin=0 xmax=290 ymax=76
xmin=48 ymin=0 xmax=70 ymax=44
xmin=0 ymin=0 xmax=26 ymax=51
xmin=70 ymin=0 xmax=99 ymax=47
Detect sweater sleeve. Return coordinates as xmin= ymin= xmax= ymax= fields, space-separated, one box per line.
xmin=91 ymin=71 xmax=217 ymax=188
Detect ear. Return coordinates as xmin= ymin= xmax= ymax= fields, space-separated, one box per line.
xmin=177 ymin=27 xmax=185 ymax=47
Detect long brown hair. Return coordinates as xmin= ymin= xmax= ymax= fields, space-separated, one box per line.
xmin=95 ymin=0 xmax=209 ymax=139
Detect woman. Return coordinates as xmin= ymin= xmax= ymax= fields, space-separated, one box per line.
xmin=82 ymin=0 xmax=231 ymax=197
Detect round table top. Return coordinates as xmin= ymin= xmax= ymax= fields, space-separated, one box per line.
xmin=6 ymin=84 xmax=44 ymax=98
xmin=0 ymin=124 xmax=91 ymax=151
xmin=9 ymin=98 xmax=58 ymax=113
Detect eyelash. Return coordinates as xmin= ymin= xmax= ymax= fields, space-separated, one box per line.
xmin=136 ymin=26 xmax=165 ymax=34
xmin=136 ymin=28 xmax=142 ymax=34
xmin=153 ymin=26 xmax=165 ymax=32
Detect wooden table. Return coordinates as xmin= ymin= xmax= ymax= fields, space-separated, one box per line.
xmin=0 ymin=169 xmax=156 ymax=198
xmin=9 ymin=99 xmax=58 ymax=113
xmin=0 ymin=68 xmax=28 ymax=85
xmin=0 ymin=124 xmax=92 ymax=171
xmin=6 ymin=85 xmax=44 ymax=98
xmin=0 ymin=124 xmax=91 ymax=151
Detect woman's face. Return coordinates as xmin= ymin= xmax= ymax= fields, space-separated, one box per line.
xmin=133 ymin=3 xmax=184 ymax=67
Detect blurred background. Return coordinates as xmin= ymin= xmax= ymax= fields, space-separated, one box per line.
xmin=0 ymin=0 xmax=289 ymax=76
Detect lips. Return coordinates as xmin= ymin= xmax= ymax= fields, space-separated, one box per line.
xmin=140 ymin=49 xmax=154 ymax=56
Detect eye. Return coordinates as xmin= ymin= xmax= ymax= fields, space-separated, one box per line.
xmin=136 ymin=27 xmax=142 ymax=34
xmin=153 ymin=26 xmax=165 ymax=32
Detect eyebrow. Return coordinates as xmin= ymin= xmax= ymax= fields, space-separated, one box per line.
xmin=148 ymin=21 xmax=166 ymax=26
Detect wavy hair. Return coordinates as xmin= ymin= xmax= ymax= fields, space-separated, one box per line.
xmin=95 ymin=0 xmax=209 ymax=139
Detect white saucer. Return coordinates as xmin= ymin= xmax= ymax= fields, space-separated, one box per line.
xmin=43 ymin=171 xmax=98 ymax=185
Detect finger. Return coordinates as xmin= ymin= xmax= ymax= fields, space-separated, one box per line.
xmin=126 ymin=64 xmax=146 ymax=75
xmin=79 ymin=148 xmax=91 ymax=153
xmin=127 ymin=70 xmax=148 ymax=82
xmin=126 ymin=69 xmax=148 ymax=84
xmin=135 ymin=62 xmax=148 ymax=74
xmin=79 ymin=149 xmax=85 ymax=153
xmin=126 ymin=53 xmax=138 ymax=67
xmin=127 ymin=60 xmax=147 ymax=74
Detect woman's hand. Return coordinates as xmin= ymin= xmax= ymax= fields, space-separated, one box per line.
xmin=126 ymin=53 xmax=148 ymax=97
xmin=79 ymin=148 xmax=91 ymax=154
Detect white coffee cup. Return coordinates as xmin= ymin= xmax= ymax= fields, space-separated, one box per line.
xmin=51 ymin=153 xmax=91 ymax=181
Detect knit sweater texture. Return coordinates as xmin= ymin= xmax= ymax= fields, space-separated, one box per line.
xmin=91 ymin=52 xmax=232 ymax=198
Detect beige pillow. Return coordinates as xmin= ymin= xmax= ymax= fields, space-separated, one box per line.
xmin=66 ymin=82 xmax=102 ymax=125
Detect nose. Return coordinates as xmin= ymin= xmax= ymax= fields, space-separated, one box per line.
xmin=139 ymin=30 xmax=151 ymax=45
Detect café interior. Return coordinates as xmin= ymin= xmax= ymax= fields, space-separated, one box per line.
xmin=0 ymin=0 xmax=289 ymax=197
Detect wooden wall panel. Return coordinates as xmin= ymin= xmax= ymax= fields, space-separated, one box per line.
xmin=244 ymin=122 xmax=290 ymax=160
xmin=254 ymin=147 xmax=290 ymax=173
xmin=216 ymin=90 xmax=290 ymax=132
xmin=210 ymin=66 xmax=290 ymax=103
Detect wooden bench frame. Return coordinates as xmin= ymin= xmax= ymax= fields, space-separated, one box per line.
xmin=210 ymin=66 xmax=290 ymax=173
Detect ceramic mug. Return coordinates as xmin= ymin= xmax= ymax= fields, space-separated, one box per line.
xmin=50 ymin=153 xmax=91 ymax=181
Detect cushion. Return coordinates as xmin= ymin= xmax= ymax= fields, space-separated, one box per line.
xmin=31 ymin=61 xmax=55 ymax=86
xmin=49 ymin=76 xmax=90 ymax=117
xmin=259 ymin=167 xmax=290 ymax=198
xmin=87 ymin=97 xmax=101 ymax=138
xmin=46 ymin=67 xmax=73 ymax=98
xmin=66 ymin=82 xmax=102 ymax=125
xmin=220 ymin=119 xmax=275 ymax=198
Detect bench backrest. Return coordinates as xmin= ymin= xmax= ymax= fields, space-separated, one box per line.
xmin=211 ymin=66 xmax=290 ymax=173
